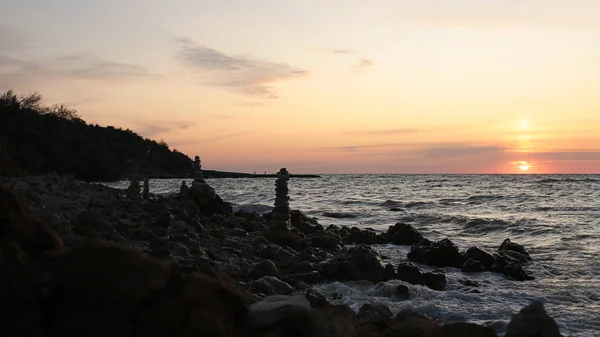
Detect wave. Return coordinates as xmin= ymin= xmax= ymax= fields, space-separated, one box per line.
xmin=537 ymin=178 xmax=600 ymax=184
xmin=232 ymin=204 xmax=272 ymax=214
xmin=322 ymin=211 xmax=359 ymax=219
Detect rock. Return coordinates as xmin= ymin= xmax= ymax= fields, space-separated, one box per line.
xmin=290 ymin=210 xmax=322 ymax=234
xmin=249 ymin=260 xmax=279 ymax=278
xmin=247 ymin=295 xmax=311 ymax=328
xmin=396 ymin=262 xmax=447 ymax=290
xmin=385 ymin=263 xmax=396 ymax=280
xmin=229 ymin=228 xmax=248 ymax=237
xmin=270 ymin=168 xmax=292 ymax=230
xmin=308 ymin=231 xmax=344 ymax=250
xmin=384 ymin=223 xmax=424 ymax=245
xmin=499 ymin=238 xmax=532 ymax=261
xmin=407 ymin=238 xmax=464 ymax=268
xmin=462 ymin=258 xmax=486 ymax=272
xmin=356 ymin=303 xmax=393 ymax=325
xmin=343 ymin=227 xmax=386 ymax=245
xmin=250 ymin=276 xmax=293 ymax=295
xmin=430 ymin=322 xmax=498 ymax=337
xmin=395 ymin=284 xmax=410 ymax=299
xmin=288 ymin=271 xmax=320 ymax=284
xmin=245 ymin=221 xmax=267 ymax=232
xmin=344 ymin=244 xmax=386 ymax=282
xmin=291 ymin=260 xmax=315 ymax=274
xmin=464 ymin=247 xmax=495 ymax=269
xmin=491 ymin=253 xmax=534 ymax=281
xmin=263 ymin=228 xmax=306 ymax=250
xmin=74 ymin=210 xmax=112 ymax=237
xmin=311 ymin=305 xmax=356 ymax=337
xmin=505 ymin=301 xmax=562 ymax=337
xmin=305 ymin=288 xmax=329 ymax=308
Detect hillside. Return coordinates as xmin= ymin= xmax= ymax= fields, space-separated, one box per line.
xmin=0 ymin=90 xmax=193 ymax=181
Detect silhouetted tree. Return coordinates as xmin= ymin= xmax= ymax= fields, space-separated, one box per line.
xmin=0 ymin=90 xmax=193 ymax=181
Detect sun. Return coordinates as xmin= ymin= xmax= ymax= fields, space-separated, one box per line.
xmin=517 ymin=161 xmax=532 ymax=172
xmin=519 ymin=164 xmax=530 ymax=171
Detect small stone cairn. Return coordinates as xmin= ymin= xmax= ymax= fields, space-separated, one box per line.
xmin=189 ymin=156 xmax=216 ymax=206
xmin=126 ymin=175 xmax=141 ymax=201
xmin=179 ymin=181 xmax=189 ymax=197
xmin=142 ymin=177 xmax=150 ymax=200
xmin=270 ymin=168 xmax=291 ymax=230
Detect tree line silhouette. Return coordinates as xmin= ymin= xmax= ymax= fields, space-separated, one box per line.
xmin=0 ymin=90 xmax=193 ymax=181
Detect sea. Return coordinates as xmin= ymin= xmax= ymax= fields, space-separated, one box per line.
xmin=105 ymin=174 xmax=600 ymax=337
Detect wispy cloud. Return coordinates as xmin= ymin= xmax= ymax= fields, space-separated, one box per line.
xmin=134 ymin=120 xmax=194 ymax=137
xmin=355 ymin=58 xmax=374 ymax=70
xmin=175 ymin=37 xmax=307 ymax=99
xmin=343 ymin=128 xmax=417 ymax=136
xmin=331 ymin=49 xmax=356 ymax=54
xmin=0 ymin=51 xmax=156 ymax=90
xmin=241 ymin=102 xmax=266 ymax=107
xmin=200 ymin=130 xmax=259 ymax=141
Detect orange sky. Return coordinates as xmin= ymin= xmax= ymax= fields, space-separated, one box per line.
xmin=1 ymin=0 xmax=599 ymax=173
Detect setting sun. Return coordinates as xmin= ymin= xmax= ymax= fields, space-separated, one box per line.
xmin=519 ymin=165 xmax=530 ymax=171
xmin=517 ymin=161 xmax=532 ymax=172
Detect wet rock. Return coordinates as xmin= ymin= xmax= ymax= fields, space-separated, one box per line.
xmin=229 ymin=228 xmax=248 ymax=238
xmin=308 ymin=231 xmax=344 ymax=250
xmin=247 ymin=295 xmax=311 ymax=328
xmin=396 ymin=262 xmax=447 ymax=290
xmin=430 ymin=322 xmax=498 ymax=337
xmin=395 ymin=284 xmax=410 ymax=299
xmin=250 ymin=276 xmax=293 ymax=295
xmin=344 ymin=244 xmax=387 ymax=282
xmin=245 ymin=221 xmax=267 ymax=233
xmin=464 ymin=247 xmax=495 ymax=269
xmin=290 ymin=210 xmax=322 ymax=234
xmin=344 ymin=226 xmax=386 ymax=245
xmin=356 ymin=303 xmax=393 ymax=325
xmin=499 ymin=238 xmax=532 ymax=261
xmin=491 ymin=254 xmax=535 ymax=281
xmin=499 ymin=249 xmax=531 ymax=264
xmin=384 ymin=223 xmax=424 ymax=245
xmin=505 ymin=301 xmax=562 ymax=337
xmin=305 ymin=288 xmax=329 ymax=308
xmin=407 ymin=238 xmax=464 ymax=268
xmin=249 ymin=260 xmax=279 ymax=278
xmin=311 ymin=305 xmax=357 ymax=337
xmin=462 ymin=258 xmax=486 ymax=272
xmin=385 ymin=263 xmax=396 ymax=280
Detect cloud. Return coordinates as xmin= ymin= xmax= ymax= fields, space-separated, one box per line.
xmin=0 ymin=23 xmax=28 ymax=51
xmin=134 ymin=120 xmax=194 ymax=137
xmin=241 ymin=102 xmax=266 ymax=107
xmin=175 ymin=38 xmax=307 ymax=98
xmin=343 ymin=128 xmax=418 ymax=136
xmin=356 ymin=58 xmax=374 ymax=69
xmin=0 ymin=52 xmax=156 ymax=90
xmin=200 ymin=130 xmax=259 ymax=141
xmin=518 ymin=150 xmax=600 ymax=162
xmin=331 ymin=49 xmax=356 ymax=54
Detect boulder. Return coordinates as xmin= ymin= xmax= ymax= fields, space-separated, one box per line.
xmin=462 ymin=258 xmax=486 ymax=273
xmin=395 ymin=284 xmax=410 ymax=299
xmin=464 ymin=247 xmax=495 ymax=269
xmin=343 ymin=227 xmax=386 ymax=245
xmin=407 ymin=238 xmax=464 ymax=268
xmin=290 ymin=210 xmax=322 ymax=234
xmin=384 ymin=223 xmax=424 ymax=245
xmin=499 ymin=238 xmax=532 ymax=261
xmin=308 ymin=232 xmax=344 ymax=250
xmin=249 ymin=260 xmax=279 ymax=278
xmin=344 ymin=244 xmax=387 ymax=282
xmin=247 ymin=295 xmax=311 ymax=328
xmin=305 ymin=288 xmax=329 ymax=308
xmin=396 ymin=262 xmax=446 ymax=290
xmin=505 ymin=301 xmax=562 ymax=337
xmin=490 ymin=254 xmax=534 ymax=281
xmin=356 ymin=303 xmax=393 ymax=325
xmin=250 ymin=276 xmax=293 ymax=295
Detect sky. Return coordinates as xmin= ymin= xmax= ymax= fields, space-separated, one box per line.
xmin=1 ymin=0 xmax=599 ymax=174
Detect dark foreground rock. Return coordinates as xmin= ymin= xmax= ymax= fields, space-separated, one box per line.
xmin=408 ymin=238 xmax=465 ymax=268
xmin=0 ymin=173 xmax=567 ymax=337
xmin=396 ymin=262 xmax=447 ymax=290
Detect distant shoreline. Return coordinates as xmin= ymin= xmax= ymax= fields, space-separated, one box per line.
xmin=124 ymin=170 xmax=321 ymax=180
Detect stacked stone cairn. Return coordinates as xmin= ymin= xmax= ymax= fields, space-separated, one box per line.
xmin=179 ymin=181 xmax=189 ymax=197
xmin=126 ymin=175 xmax=141 ymax=201
xmin=270 ymin=168 xmax=291 ymax=230
xmin=142 ymin=177 xmax=150 ymax=200
xmin=189 ymin=156 xmax=217 ymax=206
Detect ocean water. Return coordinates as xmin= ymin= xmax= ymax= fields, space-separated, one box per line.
xmin=105 ymin=175 xmax=600 ymax=336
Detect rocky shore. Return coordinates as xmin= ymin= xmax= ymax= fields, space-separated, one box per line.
xmin=0 ymin=173 xmax=565 ymax=337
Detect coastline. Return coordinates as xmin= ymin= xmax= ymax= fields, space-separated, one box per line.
xmin=0 ymin=174 xmax=564 ymax=337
